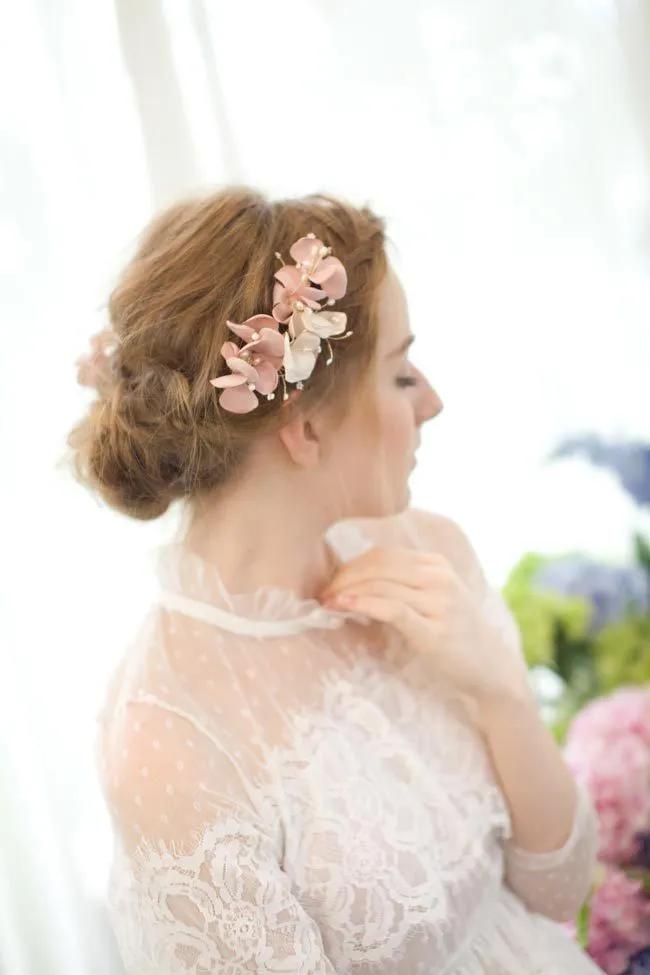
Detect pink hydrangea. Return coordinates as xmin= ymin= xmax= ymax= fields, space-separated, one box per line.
xmin=585 ymin=867 xmax=650 ymax=974
xmin=565 ymin=689 xmax=650 ymax=864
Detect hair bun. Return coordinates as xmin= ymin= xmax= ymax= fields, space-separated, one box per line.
xmin=67 ymin=187 xmax=386 ymax=520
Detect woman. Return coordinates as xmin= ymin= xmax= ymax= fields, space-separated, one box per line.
xmin=70 ymin=188 xmax=602 ymax=973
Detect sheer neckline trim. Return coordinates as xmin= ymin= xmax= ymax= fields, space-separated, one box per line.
xmin=154 ymin=520 xmax=373 ymax=637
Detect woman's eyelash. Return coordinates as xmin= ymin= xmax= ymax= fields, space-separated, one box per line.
xmin=396 ymin=376 xmax=417 ymax=388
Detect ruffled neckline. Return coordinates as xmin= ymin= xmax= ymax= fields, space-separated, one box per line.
xmin=154 ymin=520 xmax=373 ymax=637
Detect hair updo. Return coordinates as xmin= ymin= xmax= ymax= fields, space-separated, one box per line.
xmin=67 ymin=187 xmax=387 ymax=521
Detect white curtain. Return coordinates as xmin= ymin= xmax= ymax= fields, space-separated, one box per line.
xmin=2 ymin=1 xmax=650 ymax=971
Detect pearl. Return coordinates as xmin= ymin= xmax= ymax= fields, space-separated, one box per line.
xmin=319 ymin=246 xmax=329 ymax=257
xmin=306 ymin=233 xmax=315 ymax=239
xmin=251 ymin=331 xmax=260 ymax=341
xmin=326 ymin=357 xmax=333 ymax=365
xmin=247 ymin=382 xmax=256 ymax=391
xmin=327 ymin=298 xmax=335 ymax=306
xmin=267 ymin=393 xmax=275 ymax=401
xmin=295 ymin=300 xmax=305 ymax=311
xmin=296 ymin=381 xmax=304 ymax=390
xmin=283 ymin=392 xmax=289 ymax=401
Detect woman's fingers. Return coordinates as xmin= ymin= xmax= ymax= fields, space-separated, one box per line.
xmin=333 ymin=592 xmax=421 ymax=632
xmin=326 ymin=579 xmax=437 ymax=619
xmin=322 ymin=548 xmax=450 ymax=601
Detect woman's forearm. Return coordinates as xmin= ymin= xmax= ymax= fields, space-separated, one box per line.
xmin=477 ymin=682 xmax=579 ymax=854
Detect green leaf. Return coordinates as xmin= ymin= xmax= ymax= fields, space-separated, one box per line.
xmin=593 ymin=616 xmax=650 ymax=692
xmin=502 ymin=554 xmax=591 ymax=671
xmin=576 ymin=900 xmax=590 ymax=948
xmin=634 ymin=532 xmax=650 ymax=574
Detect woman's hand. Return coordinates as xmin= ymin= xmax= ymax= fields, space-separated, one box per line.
xmin=321 ymin=547 xmax=529 ymax=706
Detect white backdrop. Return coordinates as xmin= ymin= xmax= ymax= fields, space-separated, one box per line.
xmin=2 ymin=0 xmax=650 ymax=971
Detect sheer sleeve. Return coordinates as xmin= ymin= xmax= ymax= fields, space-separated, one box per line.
xmin=400 ymin=511 xmax=598 ymax=922
xmin=502 ymin=785 xmax=598 ymax=922
xmin=481 ymin=584 xmax=598 ymax=921
xmin=104 ymin=700 xmax=338 ymax=975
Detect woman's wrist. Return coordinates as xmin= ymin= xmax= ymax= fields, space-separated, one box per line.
xmin=473 ymin=674 xmax=537 ymax=720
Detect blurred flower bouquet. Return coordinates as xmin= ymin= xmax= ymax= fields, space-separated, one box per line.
xmin=504 ymin=437 xmax=650 ymax=738
xmin=503 ymin=437 xmax=650 ymax=973
xmin=565 ymin=689 xmax=650 ymax=973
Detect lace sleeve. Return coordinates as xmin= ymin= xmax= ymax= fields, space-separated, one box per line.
xmin=104 ymin=701 xmax=338 ymax=975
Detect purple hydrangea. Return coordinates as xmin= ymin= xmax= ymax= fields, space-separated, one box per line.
xmin=635 ymin=834 xmax=650 ymax=871
xmin=625 ymin=946 xmax=650 ymax=974
xmin=551 ymin=436 xmax=650 ymax=508
xmin=535 ymin=558 xmax=649 ymax=634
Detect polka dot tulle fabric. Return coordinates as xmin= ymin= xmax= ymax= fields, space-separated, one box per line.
xmin=99 ymin=511 xmax=602 ymax=973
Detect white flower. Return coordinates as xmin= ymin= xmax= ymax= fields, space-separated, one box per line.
xmin=283 ymin=331 xmax=321 ymax=384
xmin=290 ymin=306 xmax=347 ymax=340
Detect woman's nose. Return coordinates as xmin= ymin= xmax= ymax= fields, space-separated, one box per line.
xmin=415 ymin=371 xmax=444 ymax=425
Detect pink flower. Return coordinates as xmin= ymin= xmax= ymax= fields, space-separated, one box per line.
xmin=272 ymin=235 xmax=347 ymax=323
xmin=224 ymin=315 xmax=284 ymax=368
xmin=565 ymin=689 xmax=650 ymax=864
xmin=75 ymin=328 xmax=119 ymax=389
xmin=210 ymin=317 xmax=284 ymax=414
xmin=290 ymin=235 xmax=347 ymax=299
xmin=272 ymin=266 xmax=324 ymax=324
xmin=568 ymin=690 xmax=650 ymax=748
xmin=584 ymin=867 xmax=650 ymax=973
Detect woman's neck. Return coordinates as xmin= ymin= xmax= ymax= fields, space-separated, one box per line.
xmin=185 ymin=474 xmax=340 ymax=600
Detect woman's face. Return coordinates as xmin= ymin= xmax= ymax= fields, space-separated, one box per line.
xmin=322 ymin=267 xmax=443 ymax=519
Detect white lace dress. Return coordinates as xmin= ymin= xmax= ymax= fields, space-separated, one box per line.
xmin=99 ymin=509 xmax=602 ymax=974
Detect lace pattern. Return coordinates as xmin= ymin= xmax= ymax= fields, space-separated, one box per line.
xmin=100 ymin=509 xmax=601 ymax=974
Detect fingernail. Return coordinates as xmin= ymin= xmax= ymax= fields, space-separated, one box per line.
xmin=337 ymin=595 xmax=356 ymax=607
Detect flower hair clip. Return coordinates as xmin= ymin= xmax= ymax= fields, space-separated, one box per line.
xmin=76 ymin=327 xmax=120 ymax=390
xmin=210 ymin=234 xmax=352 ymax=413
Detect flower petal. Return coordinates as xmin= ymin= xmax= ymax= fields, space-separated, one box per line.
xmin=283 ymin=331 xmax=321 ymax=383
xmin=219 ymin=385 xmax=259 ymax=413
xmin=273 ymin=278 xmax=324 ymax=322
xmin=274 ymin=265 xmax=303 ymax=290
xmin=221 ymin=341 xmax=240 ymax=360
xmin=304 ymin=310 xmax=348 ymax=338
xmin=253 ymin=360 xmax=279 ymax=395
xmin=293 ymin=330 xmax=322 ymax=353
xmin=76 ymin=354 xmax=107 ymax=388
xmin=228 ymin=317 xmax=277 ymax=343
xmin=254 ymin=329 xmax=285 ymax=364
xmin=244 ymin=314 xmax=278 ymax=331
xmin=210 ymin=373 xmax=247 ymax=388
xmin=301 ymin=287 xmax=327 ymax=307
xmin=226 ymin=357 xmax=259 ymax=382
xmin=91 ymin=328 xmax=119 ymax=355
xmin=289 ymin=309 xmax=308 ymax=337
xmin=290 ymin=236 xmax=324 ymax=266
xmin=272 ymin=292 xmax=293 ymax=323
xmin=226 ymin=321 xmax=253 ymax=343
xmin=310 ymin=257 xmax=347 ymax=299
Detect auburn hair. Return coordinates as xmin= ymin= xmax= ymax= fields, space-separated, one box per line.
xmin=67 ymin=187 xmax=387 ymax=520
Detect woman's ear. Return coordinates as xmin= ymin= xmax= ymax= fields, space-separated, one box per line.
xmin=278 ymin=414 xmax=322 ymax=468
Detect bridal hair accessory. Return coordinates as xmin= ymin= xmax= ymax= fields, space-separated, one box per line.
xmin=76 ymin=327 xmax=120 ymax=389
xmin=210 ymin=234 xmax=353 ymax=414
